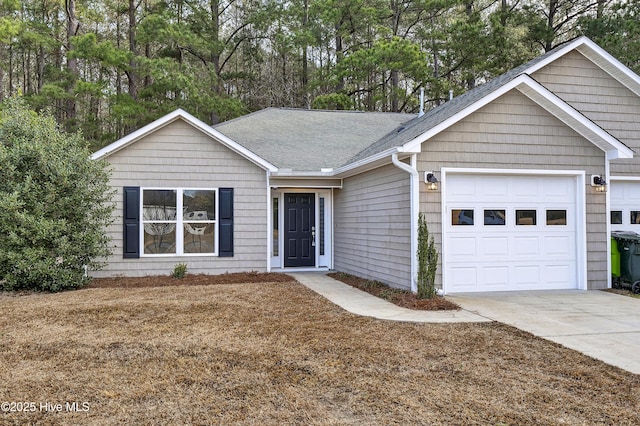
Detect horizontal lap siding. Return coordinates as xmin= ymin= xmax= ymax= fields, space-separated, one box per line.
xmin=334 ymin=164 xmax=412 ymax=289
xmin=92 ymin=119 xmax=267 ymax=277
xmin=418 ymin=90 xmax=607 ymax=290
xmin=531 ymin=50 xmax=640 ymax=176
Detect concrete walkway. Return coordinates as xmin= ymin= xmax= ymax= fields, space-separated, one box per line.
xmin=292 ymin=272 xmax=640 ymax=375
xmin=290 ymin=272 xmax=489 ymax=323
xmin=448 ymin=290 xmax=640 ymax=375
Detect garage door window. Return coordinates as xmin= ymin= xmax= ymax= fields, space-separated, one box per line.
xmin=516 ymin=210 xmax=536 ymax=225
xmin=484 ymin=210 xmax=505 ymax=225
xmin=546 ymin=210 xmax=567 ymax=225
xmin=611 ymin=211 xmax=622 ymax=224
xmin=452 ymin=209 xmax=474 ymax=225
xmin=632 ymin=211 xmax=640 ymax=224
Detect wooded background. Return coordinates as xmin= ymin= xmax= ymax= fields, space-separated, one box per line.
xmin=1 ymin=0 xmax=638 ymax=149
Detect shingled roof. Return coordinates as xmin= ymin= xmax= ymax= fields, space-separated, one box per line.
xmin=214 ymin=108 xmax=413 ymax=171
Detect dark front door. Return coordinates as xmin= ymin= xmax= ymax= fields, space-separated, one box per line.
xmin=284 ymin=193 xmax=315 ymax=267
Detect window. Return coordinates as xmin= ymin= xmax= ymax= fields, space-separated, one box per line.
xmin=319 ymin=197 xmax=325 ymax=256
xmin=632 ymin=211 xmax=640 ymax=225
xmin=452 ymin=209 xmax=474 ymax=225
xmin=272 ymin=197 xmax=279 ymax=257
xmin=611 ymin=211 xmax=622 ymax=225
xmin=546 ymin=210 xmax=567 ymax=225
xmin=142 ymin=188 xmax=217 ymax=255
xmin=484 ymin=210 xmax=505 ymax=225
xmin=516 ymin=210 xmax=536 ymax=226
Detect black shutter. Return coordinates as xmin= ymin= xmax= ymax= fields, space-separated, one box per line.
xmin=219 ymin=188 xmax=234 ymax=257
xmin=123 ymin=186 xmax=140 ymax=258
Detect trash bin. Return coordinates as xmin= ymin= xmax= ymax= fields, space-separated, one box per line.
xmin=611 ymin=231 xmax=640 ymax=294
xmin=611 ymin=236 xmax=620 ymax=281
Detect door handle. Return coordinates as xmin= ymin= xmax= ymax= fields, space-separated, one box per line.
xmin=311 ymin=226 xmax=316 ymax=246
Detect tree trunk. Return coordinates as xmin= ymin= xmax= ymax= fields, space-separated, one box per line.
xmin=335 ymin=23 xmax=344 ymax=109
xmin=65 ymin=0 xmax=80 ymax=123
xmin=546 ymin=0 xmax=557 ymax=51
xmin=128 ymin=0 xmax=138 ymax=100
xmin=302 ymin=0 xmax=309 ymax=108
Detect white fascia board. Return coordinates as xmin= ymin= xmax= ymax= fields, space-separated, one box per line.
xmin=401 ymin=76 xmax=531 ymax=153
xmin=91 ymin=108 xmax=278 ymax=172
xmin=576 ymin=39 xmax=640 ymax=97
xmin=441 ymin=167 xmax=586 ymax=177
xmin=516 ymin=37 xmax=640 ymax=97
xmin=610 ymin=176 xmax=640 ymax=182
xmin=270 ymin=171 xmax=337 ymax=177
xmin=331 ymin=147 xmax=400 ymax=177
xmin=517 ymin=37 xmax=589 ymax=76
xmin=402 ymin=74 xmax=633 ymax=160
xmin=91 ymin=109 xmax=185 ymax=160
xmin=516 ymin=77 xmax=633 ymax=159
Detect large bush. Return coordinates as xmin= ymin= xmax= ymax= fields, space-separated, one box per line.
xmin=0 ymin=99 xmax=114 ymax=291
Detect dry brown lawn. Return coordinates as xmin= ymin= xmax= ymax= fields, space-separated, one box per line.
xmin=1 ymin=275 xmax=639 ymax=425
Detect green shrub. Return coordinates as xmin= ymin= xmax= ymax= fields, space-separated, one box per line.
xmin=0 ymin=98 xmax=114 ymax=292
xmin=417 ymin=212 xmax=438 ymax=299
xmin=172 ymin=263 xmax=188 ymax=279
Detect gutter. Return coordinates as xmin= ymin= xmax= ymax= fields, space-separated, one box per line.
xmin=391 ymin=153 xmax=419 ymax=293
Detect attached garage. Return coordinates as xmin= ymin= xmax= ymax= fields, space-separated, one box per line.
xmin=610 ymin=179 xmax=640 ymax=233
xmin=442 ymin=170 xmax=586 ymax=293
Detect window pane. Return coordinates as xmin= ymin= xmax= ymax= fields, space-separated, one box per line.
xmin=484 ymin=210 xmax=505 ymax=225
xmin=631 ymin=211 xmax=640 ymax=224
xmin=272 ymin=198 xmax=279 ymax=257
xmin=611 ymin=211 xmax=622 ymax=225
xmin=143 ymin=190 xmax=177 ymax=221
xmin=546 ymin=210 xmax=567 ymax=225
xmin=144 ymin=226 xmax=176 ymax=254
xmin=319 ymin=198 xmax=325 ymax=256
xmin=183 ymin=223 xmax=215 ymax=253
xmin=452 ymin=209 xmax=474 ymax=225
xmin=143 ymin=189 xmax=177 ymax=254
xmin=183 ymin=190 xmax=215 ymax=220
xmin=516 ymin=210 xmax=536 ymax=225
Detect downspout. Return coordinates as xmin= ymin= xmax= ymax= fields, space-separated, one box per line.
xmin=391 ymin=153 xmax=419 ymax=293
xmin=605 ymin=153 xmax=612 ymax=289
xmin=266 ymin=170 xmax=272 ymax=272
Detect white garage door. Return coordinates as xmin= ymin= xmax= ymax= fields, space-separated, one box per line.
xmin=444 ymin=173 xmax=580 ymax=293
xmin=610 ymin=180 xmax=640 ymax=233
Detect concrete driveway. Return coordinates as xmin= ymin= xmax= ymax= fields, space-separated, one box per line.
xmin=448 ymin=290 xmax=640 ymax=375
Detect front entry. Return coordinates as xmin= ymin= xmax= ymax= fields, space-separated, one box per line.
xmin=284 ymin=193 xmax=315 ymax=267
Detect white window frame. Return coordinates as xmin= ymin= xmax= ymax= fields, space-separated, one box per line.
xmin=140 ymin=187 xmax=219 ymax=257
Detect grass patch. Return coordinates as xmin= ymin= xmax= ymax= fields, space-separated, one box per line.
xmin=1 ymin=277 xmax=639 ymax=424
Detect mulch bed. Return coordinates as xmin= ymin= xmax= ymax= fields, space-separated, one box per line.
xmin=327 ymin=272 xmax=459 ymax=311
xmin=86 ymin=271 xmax=295 ymax=289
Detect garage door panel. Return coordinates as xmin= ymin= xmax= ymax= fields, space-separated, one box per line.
xmin=544 ymin=235 xmax=572 ymax=256
xmin=513 ymin=265 xmax=540 ymax=286
xmin=483 ymin=266 xmax=509 ymax=288
xmin=445 ymin=173 xmax=579 ymax=293
xmin=481 ymin=237 xmax=509 ymax=257
xmin=545 ymin=264 xmax=572 ymax=285
xmin=511 ymin=179 xmax=540 ymax=202
xmin=448 ymin=237 xmax=477 ymax=257
xmin=610 ymin=181 xmax=640 ymax=233
xmin=481 ymin=177 xmax=509 ymax=198
xmin=513 ymin=236 xmax=540 ymax=256
xmin=545 ymin=178 xmax=574 ymax=201
xmin=450 ymin=267 xmax=478 ymax=290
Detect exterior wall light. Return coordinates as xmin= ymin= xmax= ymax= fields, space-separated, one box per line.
xmin=425 ymin=171 xmax=439 ymax=191
xmin=591 ymin=175 xmax=607 ymax=193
